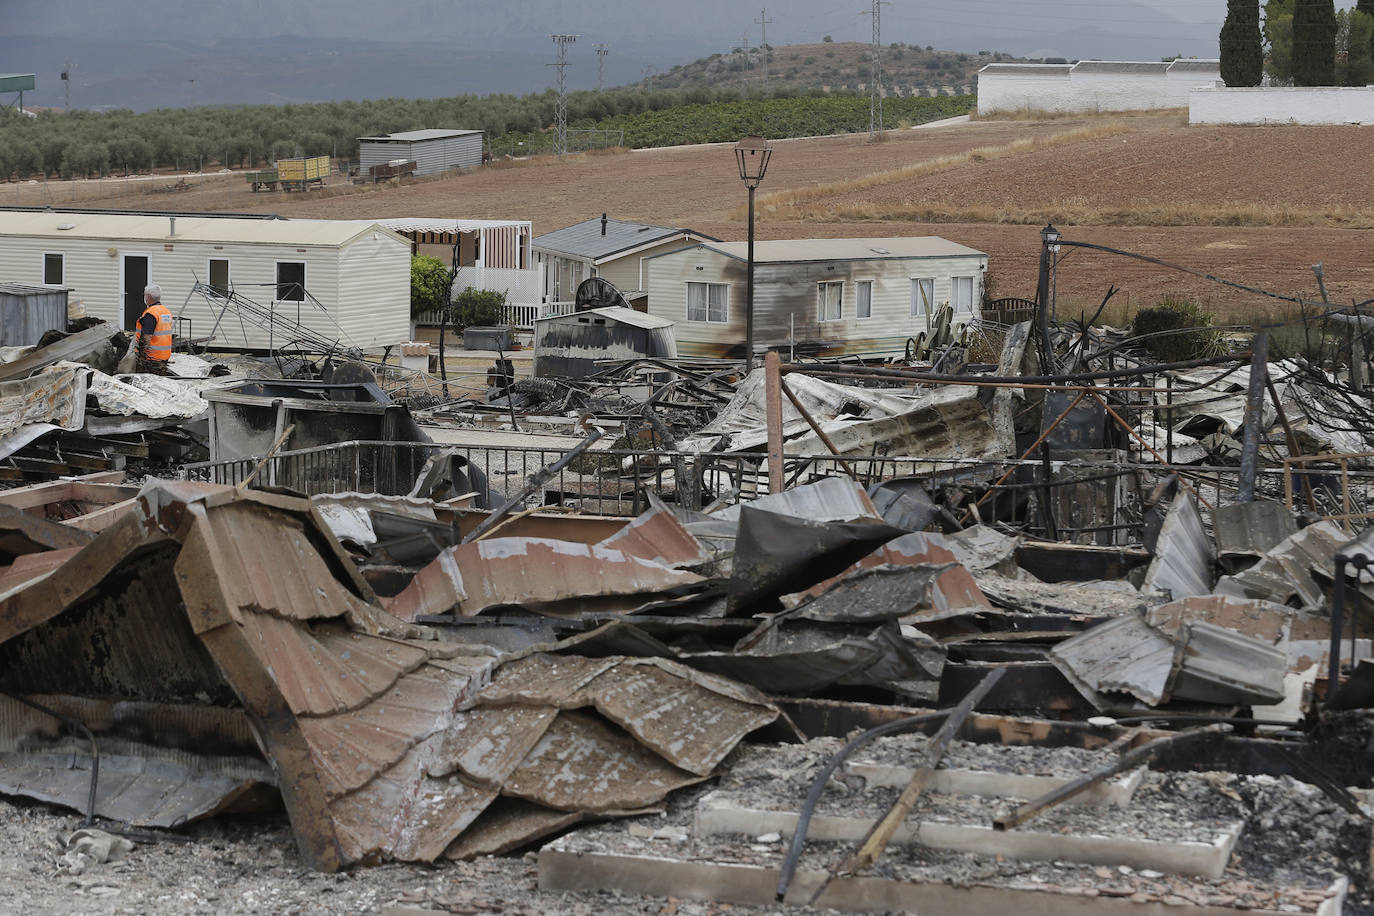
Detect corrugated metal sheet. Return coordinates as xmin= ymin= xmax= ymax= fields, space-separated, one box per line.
xmin=0 ymin=365 xmax=86 ymax=441
xmin=797 ymin=531 xmax=992 ymax=615
xmin=385 ymin=537 xmax=704 ymax=620
xmin=1142 ymin=493 xmax=1212 ymax=600
xmin=711 ymin=476 xmax=882 ymax=524
xmin=1049 ymin=615 xmax=1180 ymax=708
xmin=595 ymin=505 xmax=709 ymax=569
xmin=501 ymin=710 xmax=705 ymax=812
xmin=1214 ymin=520 xmax=1350 ymax=610
xmin=0 ymin=480 xmax=772 ymax=871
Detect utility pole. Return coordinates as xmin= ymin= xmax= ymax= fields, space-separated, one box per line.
xmin=641 ymin=66 xmax=656 ymax=89
xmin=548 ymin=34 xmax=579 ymax=157
xmin=755 ymin=9 xmax=773 ymax=90
xmin=861 ymin=1 xmax=890 ymax=135
xmin=60 ymin=62 xmax=73 ymax=110
xmin=594 ymin=43 xmax=609 ymax=91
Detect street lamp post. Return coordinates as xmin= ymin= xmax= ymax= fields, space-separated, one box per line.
xmin=735 ymin=135 xmax=772 ymax=372
xmin=1036 ymin=223 xmax=1061 ymax=375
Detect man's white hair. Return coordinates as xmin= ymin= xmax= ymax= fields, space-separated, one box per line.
xmin=144 ymin=283 xmax=161 ymax=300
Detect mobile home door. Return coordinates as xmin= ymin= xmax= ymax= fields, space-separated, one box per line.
xmin=121 ymin=254 xmax=150 ymax=330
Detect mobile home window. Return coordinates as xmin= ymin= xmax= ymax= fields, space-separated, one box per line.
xmin=42 ymin=253 xmax=63 ymax=286
xmin=276 ymin=261 xmax=306 ymax=302
xmin=952 ymin=276 xmax=975 ymax=314
xmin=209 ymin=258 xmax=230 ymax=296
xmin=910 ymin=278 xmax=934 ymax=317
xmin=686 ymin=281 xmax=729 ymax=323
xmin=818 ymin=281 xmax=843 ymax=322
xmin=856 ymin=280 xmax=873 ymax=319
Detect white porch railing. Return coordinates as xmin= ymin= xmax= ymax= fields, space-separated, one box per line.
xmin=413 ymin=265 xmax=544 ymax=327
xmin=505 ymin=300 xmax=576 ymax=328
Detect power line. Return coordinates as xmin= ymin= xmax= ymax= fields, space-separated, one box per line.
xmin=548 ymin=34 xmax=579 ymax=157
xmin=756 ymin=9 xmax=774 ymax=89
xmin=594 ymin=43 xmax=609 ymax=92
xmin=860 ymin=0 xmax=891 ymax=136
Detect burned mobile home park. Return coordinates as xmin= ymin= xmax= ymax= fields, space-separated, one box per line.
xmin=0 ymin=136 xmax=1373 ymax=913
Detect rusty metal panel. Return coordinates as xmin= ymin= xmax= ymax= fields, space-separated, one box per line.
xmin=434 ymin=704 xmax=558 ymax=787
xmin=328 ymin=742 xmax=500 ymax=864
xmin=0 ymin=502 xmax=94 ymax=559
xmin=502 ymin=710 xmax=706 ymax=813
xmin=196 ymin=500 xmax=381 ymax=623
xmin=445 ymin=799 xmax=588 ymax=860
xmin=387 ymin=537 xmax=704 ymax=620
xmin=237 ymin=615 xmax=430 ymax=717
xmin=782 ymin=531 xmax=991 ymax=618
xmin=595 ymin=505 xmax=709 ymax=569
xmin=573 ymin=659 xmax=778 ymax=777
xmin=298 ymin=665 xmax=477 ymax=799
xmin=481 ymin=655 xmax=620 ymax=706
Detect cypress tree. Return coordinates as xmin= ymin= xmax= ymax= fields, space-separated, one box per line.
xmin=1221 ymin=0 xmax=1265 ymax=85
xmin=1359 ymin=0 xmax=1374 ymax=62
xmin=1292 ymin=0 xmax=1337 ymax=85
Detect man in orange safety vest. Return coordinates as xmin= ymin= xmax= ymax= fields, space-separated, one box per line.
xmin=135 ymin=283 xmax=173 ymax=375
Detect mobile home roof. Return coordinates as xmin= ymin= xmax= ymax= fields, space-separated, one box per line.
xmin=0 ymin=211 xmax=401 ymax=247
xmin=665 ymin=237 xmax=987 ymax=264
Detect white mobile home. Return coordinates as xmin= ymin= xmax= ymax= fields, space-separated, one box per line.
xmin=644 ymin=237 xmax=988 ymax=360
xmin=0 ymin=210 xmax=411 ymax=352
xmin=533 ymin=216 xmax=718 ymax=304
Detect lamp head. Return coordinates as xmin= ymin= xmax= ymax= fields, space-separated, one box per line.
xmin=734 ymin=135 xmax=772 ymax=187
xmin=1041 ymin=223 xmax=1061 ymax=252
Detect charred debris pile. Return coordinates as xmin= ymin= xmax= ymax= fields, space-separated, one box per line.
xmin=4 ymin=308 xmax=1374 ymax=913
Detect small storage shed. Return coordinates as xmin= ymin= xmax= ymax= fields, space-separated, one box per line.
xmin=357 ymin=129 xmax=485 ymax=177
xmin=533 ymin=306 xmax=677 ymax=378
xmin=0 ymin=210 xmax=411 ymax=352
xmin=644 ymin=237 xmax=988 ymax=361
xmin=0 ymin=282 xmax=69 ymax=346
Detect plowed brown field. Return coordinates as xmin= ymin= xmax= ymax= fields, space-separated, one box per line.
xmin=23 ymin=111 xmax=1373 ymax=321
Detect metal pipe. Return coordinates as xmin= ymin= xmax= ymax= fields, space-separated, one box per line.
xmin=993 ymin=724 xmax=1229 ymax=832
xmin=1237 ymin=333 xmax=1269 ymax=502
xmin=745 ymin=184 xmax=756 ymax=372
xmin=783 ymin=351 xmax=1247 ymax=387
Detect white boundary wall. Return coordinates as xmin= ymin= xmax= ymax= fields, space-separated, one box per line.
xmin=978 ymin=60 xmax=1220 ymax=115
xmin=1190 ymin=87 xmax=1374 ymax=125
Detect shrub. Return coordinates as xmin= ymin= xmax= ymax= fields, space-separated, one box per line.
xmin=1130 ymin=298 xmax=1227 ymax=363
xmin=451 ymin=287 xmax=507 ymax=330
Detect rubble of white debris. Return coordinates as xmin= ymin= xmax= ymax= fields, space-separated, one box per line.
xmin=5 ymin=303 xmax=1374 ymax=916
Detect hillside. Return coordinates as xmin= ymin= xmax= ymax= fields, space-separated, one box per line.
xmin=645 ymin=41 xmax=1028 ymax=98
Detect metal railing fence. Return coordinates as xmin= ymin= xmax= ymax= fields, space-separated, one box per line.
xmin=175 ymin=439 xmax=1371 ymax=541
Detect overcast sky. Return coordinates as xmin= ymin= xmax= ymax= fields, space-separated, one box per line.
xmin=2 ymin=0 xmax=1362 ymax=109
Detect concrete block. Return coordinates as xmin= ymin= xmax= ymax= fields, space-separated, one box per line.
xmin=694 ymin=792 xmax=1242 ymax=878
xmin=538 ymin=845 xmax=1346 ymax=915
